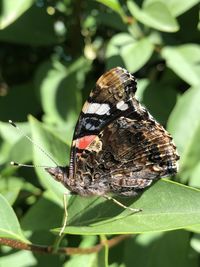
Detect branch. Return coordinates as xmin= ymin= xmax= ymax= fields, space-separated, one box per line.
xmin=0 ymin=234 xmax=132 ymax=255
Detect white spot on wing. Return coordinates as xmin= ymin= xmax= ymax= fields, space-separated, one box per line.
xmin=116 ymin=100 xmax=129 ymax=111
xmin=85 ymin=103 xmax=110 ymax=115
xmin=85 ymin=123 xmax=92 ymax=129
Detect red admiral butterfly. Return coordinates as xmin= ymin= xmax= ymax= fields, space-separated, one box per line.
xmin=47 ymin=67 xmax=179 ymax=197
xmin=10 ymin=67 xmax=179 ymax=235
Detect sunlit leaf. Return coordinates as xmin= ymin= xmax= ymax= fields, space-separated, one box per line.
xmin=144 ymin=0 xmax=200 ymax=17
xmin=127 ymin=1 xmax=179 ymax=32
xmin=0 ymin=194 xmax=27 ymax=241
xmin=162 ymin=45 xmax=200 ymax=86
xmin=0 ymin=0 xmax=34 ymax=29
xmin=168 ymin=87 xmax=200 ymax=182
xmin=53 ymin=180 xmax=200 ymax=235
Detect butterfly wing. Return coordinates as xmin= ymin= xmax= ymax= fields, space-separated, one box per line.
xmin=67 ymin=67 xmax=179 ymax=196
xmin=69 ymin=67 xmax=137 ymax=177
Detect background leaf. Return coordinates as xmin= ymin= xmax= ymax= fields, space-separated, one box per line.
xmin=121 ymin=38 xmax=154 ymax=72
xmin=0 ymin=0 xmax=199 ymax=265
xmin=0 ymin=194 xmax=27 ymax=241
xmin=162 ymin=45 xmax=200 ymax=87
xmin=127 ymin=1 xmax=179 ymax=32
xmin=0 ymin=0 xmax=34 ymax=29
xmin=144 ymin=0 xmax=200 ymax=17
xmin=58 ymin=180 xmax=200 ymax=235
xmin=168 ymin=87 xmax=200 ymax=182
xmin=29 ymin=116 xmax=69 ymax=199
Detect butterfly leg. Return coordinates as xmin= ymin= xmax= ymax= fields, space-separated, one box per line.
xmin=59 ymin=192 xmax=70 ymax=236
xmin=103 ymin=195 xmax=142 ymax=213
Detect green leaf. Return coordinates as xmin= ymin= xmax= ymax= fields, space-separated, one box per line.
xmin=162 ymin=45 xmax=200 ymax=86
xmin=0 ymin=82 xmax=40 ymax=122
xmin=97 ymin=11 xmax=127 ymax=31
xmin=187 ymin=224 xmax=200 ymax=234
xmin=0 ymin=121 xmax=32 ymax=165
xmin=106 ymin=33 xmax=135 ymax=58
xmin=106 ymin=34 xmax=154 ymax=72
xmin=127 ymin=1 xmax=179 ymax=32
xmin=190 ymin=163 xmax=200 ymax=188
xmin=106 ymin=32 xmax=134 ymax=69
xmin=0 ymin=5 xmax=60 ymax=45
xmin=0 ymin=177 xmax=23 ymax=205
xmin=179 ymin=123 xmax=200 ymax=182
xmin=21 ymin=191 xmax=63 ymax=231
xmin=144 ymin=0 xmax=200 ymax=17
xmin=0 ymin=251 xmax=37 ymax=267
xmin=35 ymin=58 xmax=90 ymax=130
xmin=190 ymin=233 xmax=200 ymax=254
xmin=141 ymin=81 xmax=178 ymax=125
xmin=0 ymin=193 xmax=27 ymax=241
xmin=9 ymin=136 xmax=33 ymax=164
xmin=54 ymin=180 xmax=200 ymax=235
xmin=29 ymin=116 xmax=69 ymax=198
xmin=168 ymin=87 xmax=200 ymax=182
xmin=0 ymin=121 xmax=30 ymax=145
xmin=97 ymin=0 xmax=125 ymax=18
xmin=121 ymin=38 xmax=154 ymax=73
xmin=124 ymin=231 xmax=198 ymax=267
xmin=0 ymin=0 xmax=34 ymax=29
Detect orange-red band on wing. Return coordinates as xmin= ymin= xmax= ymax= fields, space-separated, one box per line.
xmin=76 ymin=135 xmax=97 ymax=150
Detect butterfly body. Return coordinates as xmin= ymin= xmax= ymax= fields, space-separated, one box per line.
xmin=46 ymin=67 xmax=179 ymax=198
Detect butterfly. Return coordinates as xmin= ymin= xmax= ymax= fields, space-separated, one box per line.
xmin=10 ymin=67 xmax=179 ymax=235
xmin=46 ymin=67 xmax=179 ymax=202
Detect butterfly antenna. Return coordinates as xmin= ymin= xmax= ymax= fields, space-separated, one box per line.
xmin=9 ymin=120 xmax=59 ymax=167
xmin=10 ymin=161 xmax=52 ymax=168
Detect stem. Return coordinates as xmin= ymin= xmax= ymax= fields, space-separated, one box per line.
xmin=0 ymin=235 xmax=132 ymax=255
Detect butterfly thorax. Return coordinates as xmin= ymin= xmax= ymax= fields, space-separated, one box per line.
xmin=46 ymin=164 xmax=111 ymax=196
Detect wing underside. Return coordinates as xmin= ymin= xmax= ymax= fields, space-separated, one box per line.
xmin=67 ymin=67 xmax=179 ymax=196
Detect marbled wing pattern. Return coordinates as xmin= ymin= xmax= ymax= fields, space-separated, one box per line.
xmin=61 ymin=67 xmax=180 ymax=197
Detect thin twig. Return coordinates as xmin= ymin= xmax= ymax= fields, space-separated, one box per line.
xmin=0 ymin=235 xmax=132 ymax=255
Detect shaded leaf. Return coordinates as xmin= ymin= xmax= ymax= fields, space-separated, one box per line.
xmin=0 ymin=83 xmax=40 ymax=122
xmin=190 ymin=233 xmax=200 ymax=254
xmin=0 ymin=5 xmax=60 ymax=45
xmin=142 ymin=81 xmax=178 ymax=125
xmin=124 ymin=231 xmax=198 ymax=267
xmin=21 ymin=191 xmax=63 ymax=231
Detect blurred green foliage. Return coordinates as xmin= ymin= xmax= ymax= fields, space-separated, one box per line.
xmin=0 ymin=0 xmax=200 ymax=266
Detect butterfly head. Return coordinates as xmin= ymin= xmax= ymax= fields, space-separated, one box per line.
xmin=45 ymin=166 xmax=68 ymax=184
